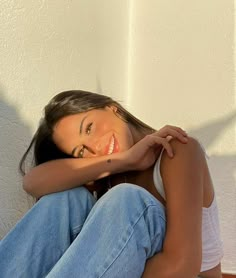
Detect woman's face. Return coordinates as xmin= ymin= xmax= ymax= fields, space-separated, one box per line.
xmin=52 ymin=106 xmax=138 ymax=158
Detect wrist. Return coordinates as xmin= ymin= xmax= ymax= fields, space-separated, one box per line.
xmin=117 ymin=151 xmax=135 ymax=172
xmin=109 ymin=151 xmax=133 ymax=173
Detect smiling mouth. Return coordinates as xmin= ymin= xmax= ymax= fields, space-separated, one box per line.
xmin=107 ymin=135 xmax=115 ymax=155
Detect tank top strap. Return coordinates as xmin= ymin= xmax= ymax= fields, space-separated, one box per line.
xmin=153 ymin=148 xmax=166 ymax=200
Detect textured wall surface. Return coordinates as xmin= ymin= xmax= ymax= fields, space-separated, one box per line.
xmin=0 ymin=0 xmax=235 ymax=274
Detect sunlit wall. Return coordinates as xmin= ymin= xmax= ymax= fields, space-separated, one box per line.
xmin=0 ymin=0 xmax=235 ymax=274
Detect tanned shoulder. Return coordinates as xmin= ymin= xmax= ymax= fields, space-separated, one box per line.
xmin=158 ymin=136 xmax=205 ymax=275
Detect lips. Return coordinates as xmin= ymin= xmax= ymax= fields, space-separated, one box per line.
xmin=105 ymin=135 xmax=119 ymax=155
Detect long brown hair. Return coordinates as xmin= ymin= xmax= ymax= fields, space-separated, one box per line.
xmin=19 ymin=90 xmax=154 ymax=175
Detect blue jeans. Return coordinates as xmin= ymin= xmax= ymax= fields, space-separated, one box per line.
xmin=0 ymin=183 xmax=166 ymax=278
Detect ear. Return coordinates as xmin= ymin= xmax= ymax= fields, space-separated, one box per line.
xmin=106 ymin=105 xmax=118 ymax=113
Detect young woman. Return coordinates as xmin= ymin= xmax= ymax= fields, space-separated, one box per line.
xmin=0 ymin=90 xmax=223 ymax=278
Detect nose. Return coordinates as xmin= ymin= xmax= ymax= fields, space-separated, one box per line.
xmin=84 ymin=136 xmax=103 ymax=157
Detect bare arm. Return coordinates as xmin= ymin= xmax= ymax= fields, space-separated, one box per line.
xmin=23 ymin=152 xmax=130 ymax=198
xmin=23 ymin=125 xmax=188 ymax=199
xmin=142 ymin=137 xmax=204 ymax=278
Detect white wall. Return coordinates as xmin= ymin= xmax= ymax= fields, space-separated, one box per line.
xmin=127 ymin=0 xmax=236 ymax=274
xmin=0 ymin=0 xmax=235 ymax=274
xmin=0 ymin=0 xmax=129 ymax=237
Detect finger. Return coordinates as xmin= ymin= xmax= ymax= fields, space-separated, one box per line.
xmin=167 ymin=129 xmax=188 ymax=143
xmin=170 ymin=126 xmax=188 ymax=137
xmin=156 ymin=128 xmax=188 ymax=143
xmin=159 ymin=138 xmax=174 ymax=157
xmin=151 ymin=136 xmax=173 ymax=158
xmin=158 ymin=125 xmax=188 ymax=137
xmin=166 ymin=135 xmax=173 ymax=142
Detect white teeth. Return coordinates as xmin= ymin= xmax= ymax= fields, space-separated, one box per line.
xmin=108 ymin=136 xmax=115 ymax=155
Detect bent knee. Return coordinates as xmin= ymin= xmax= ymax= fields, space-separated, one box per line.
xmin=39 ymin=186 xmax=94 ymax=205
xmin=103 ymin=183 xmax=159 ymax=207
xmin=108 ymin=183 xmax=144 ymax=197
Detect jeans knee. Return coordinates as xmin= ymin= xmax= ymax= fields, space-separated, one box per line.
xmin=38 ymin=186 xmax=95 ymax=207
xmin=108 ymin=183 xmax=141 ymax=198
xmin=101 ymin=183 xmax=158 ymax=210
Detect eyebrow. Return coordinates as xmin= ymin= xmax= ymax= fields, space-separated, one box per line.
xmin=71 ymin=115 xmax=87 ymax=156
xmin=80 ymin=115 xmax=88 ymax=134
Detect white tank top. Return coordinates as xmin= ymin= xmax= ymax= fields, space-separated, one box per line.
xmin=153 ymin=149 xmax=224 ymax=272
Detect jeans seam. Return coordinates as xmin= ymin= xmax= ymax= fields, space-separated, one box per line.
xmin=150 ymin=214 xmax=166 ymax=249
xmin=98 ymin=204 xmax=164 ymax=278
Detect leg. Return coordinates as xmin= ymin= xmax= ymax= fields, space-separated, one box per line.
xmin=47 ymin=183 xmax=166 ymax=278
xmin=0 ymin=187 xmax=96 ymax=278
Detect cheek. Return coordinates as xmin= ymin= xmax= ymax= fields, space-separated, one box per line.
xmin=117 ymin=128 xmax=134 ymax=151
xmin=96 ymin=118 xmax=119 ymax=135
xmin=95 ymin=123 xmax=110 ymax=137
xmin=125 ymin=133 xmax=134 ymax=148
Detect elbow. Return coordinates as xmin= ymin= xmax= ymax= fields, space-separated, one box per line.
xmin=22 ymin=175 xmax=31 ymax=193
xmin=22 ymin=175 xmax=40 ymax=199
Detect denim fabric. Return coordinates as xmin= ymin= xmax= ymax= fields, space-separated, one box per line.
xmin=0 ymin=184 xmax=166 ymax=278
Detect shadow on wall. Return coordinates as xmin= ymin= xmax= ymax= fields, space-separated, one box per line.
xmin=0 ymin=85 xmax=35 ymax=239
xmin=188 ymin=111 xmax=236 ymax=201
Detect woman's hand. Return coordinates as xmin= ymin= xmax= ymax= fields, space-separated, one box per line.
xmin=124 ymin=125 xmax=188 ymax=171
xmin=155 ymin=125 xmax=188 ymax=143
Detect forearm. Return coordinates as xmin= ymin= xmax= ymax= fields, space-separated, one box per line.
xmin=23 ymin=153 xmax=130 ymax=198
xmin=23 ymin=127 xmax=187 ymax=198
xmin=142 ymin=252 xmax=199 ymax=278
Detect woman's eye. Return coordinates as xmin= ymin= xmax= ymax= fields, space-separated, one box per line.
xmin=78 ymin=146 xmax=85 ymax=158
xmin=86 ymin=123 xmax=93 ymax=135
